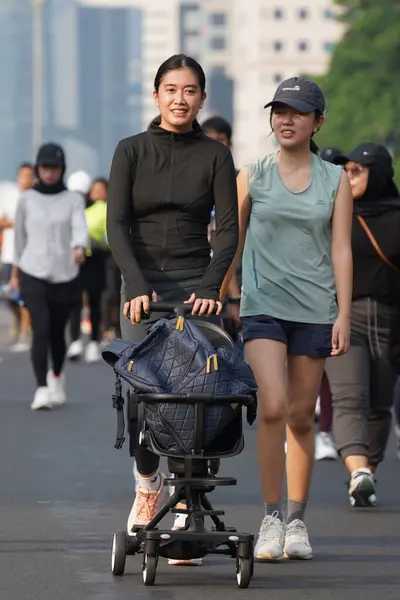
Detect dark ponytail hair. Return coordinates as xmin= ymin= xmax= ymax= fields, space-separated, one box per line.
xmin=310 ymin=139 xmax=319 ymax=155
xmin=154 ymin=54 xmax=206 ymax=95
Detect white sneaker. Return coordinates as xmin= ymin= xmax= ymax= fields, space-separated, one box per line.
xmin=9 ymin=340 xmax=30 ymax=353
xmin=315 ymin=432 xmax=338 ymax=461
xmin=254 ymin=512 xmax=285 ymax=561
xmin=85 ymin=341 xmax=101 ymax=363
xmin=31 ymin=387 xmax=52 ymax=411
xmin=47 ymin=371 xmax=66 ymax=406
xmin=284 ymin=519 xmax=313 ymax=560
xmin=67 ymin=339 xmax=83 ymax=361
xmin=168 ymin=511 xmax=203 ymax=566
xmin=348 ymin=468 xmax=377 ymax=507
xmin=127 ymin=472 xmax=168 ymax=534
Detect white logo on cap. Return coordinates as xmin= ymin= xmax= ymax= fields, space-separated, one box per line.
xmin=362 ymin=151 xmax=369 ymax=155
xmin=282 ymin=85 xmax=301 ymax=91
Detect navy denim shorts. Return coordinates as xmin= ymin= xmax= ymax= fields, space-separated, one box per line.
xmin=242 ymin=315 xmax=333 ymax=358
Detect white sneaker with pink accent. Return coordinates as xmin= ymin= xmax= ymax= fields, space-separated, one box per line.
xmin=127 ymin=472 xmax=169 ymax=534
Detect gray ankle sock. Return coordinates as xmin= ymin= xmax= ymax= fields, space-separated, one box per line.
xmin=287 ymin=500 xmax=307 ymax=524
xmin=265 ymin=502 xmax=285 ymax=521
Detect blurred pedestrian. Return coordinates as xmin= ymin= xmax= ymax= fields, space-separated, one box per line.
xmin=0 ymin=163 xmax=34 ymax=350
xmin=325 ymin=143 xmax=400 ymax=505
xmin=11 ymin=143 xmax=88 ymax=410
xmin=66 ymin=170 xmax=92 ymax=361
xmin=202 ymin=116 xmax=242 ymax=344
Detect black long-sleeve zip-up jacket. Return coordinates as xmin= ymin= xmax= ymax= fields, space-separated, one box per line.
xmin=106 ymin=117 xmax=238 ymax=302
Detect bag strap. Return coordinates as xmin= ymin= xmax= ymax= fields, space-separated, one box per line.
xmin=357 ymin=215 xmax=400 ymax=274
xmin=112 ymin=374 xmax=125 ymax=450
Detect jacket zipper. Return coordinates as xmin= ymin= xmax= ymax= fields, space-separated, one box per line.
xmin=160 ymin=131 xmax=175 ymax=271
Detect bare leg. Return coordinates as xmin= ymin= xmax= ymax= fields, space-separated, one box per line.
xmin=286 ymin=356 xmax=325 ymax=503
xmin=244 ymin=339 xmax=288 ymax=503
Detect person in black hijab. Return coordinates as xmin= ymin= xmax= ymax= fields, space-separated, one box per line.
xmin=12 ymin=143 xmax=88 ymax=410
xmin=325 ymin=143 xmax=400 ymax=506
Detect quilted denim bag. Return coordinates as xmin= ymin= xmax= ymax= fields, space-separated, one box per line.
xmin=107 ymin=317 xmax=257 ymax=454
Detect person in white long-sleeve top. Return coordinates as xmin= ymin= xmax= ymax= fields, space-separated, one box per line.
xmin=10 ymin=143 xmax=88 ymax=410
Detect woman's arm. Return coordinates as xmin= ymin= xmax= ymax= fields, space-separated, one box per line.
xmin=194 ymin=149 xmax=239 ymax=300
xmin=331 ymin=170 xmax=353 ymax=320
xmin=106 ymin=141 xmax=151 ymax=301
xmin=330 ymin=170 xmax=353 ymax=356
xmin=71 ymin=193 xmax=89 ymax=251
xmin=13 ymin=197 xmax=27 ymax=272
xmin=220 ymin=168 xmax=251 ymax=301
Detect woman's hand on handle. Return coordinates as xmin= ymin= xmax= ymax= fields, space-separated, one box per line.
xmin=184 ymin=293 xmax=222 ymax=317
xmin=124 ymin=291 xmax=158 ymax=324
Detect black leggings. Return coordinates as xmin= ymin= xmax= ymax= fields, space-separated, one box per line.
xmin=70 ymin=254 xmax=107 ymax=343
xmin=70 ymin=286 xmax=103 ymax=342
xmin=20 ymin=272 xmax=77 ymax=387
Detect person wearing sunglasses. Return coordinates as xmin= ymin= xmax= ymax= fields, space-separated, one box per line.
xmin=325 ymin=143 xmax=400 ymax=506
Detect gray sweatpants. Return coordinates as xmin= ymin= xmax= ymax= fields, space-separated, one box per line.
xmin=325 ymin=298 xmax=396 ymax=467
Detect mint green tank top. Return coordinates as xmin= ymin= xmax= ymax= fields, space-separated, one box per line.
xmin=240 ymin=152 xmax=342 ymax=324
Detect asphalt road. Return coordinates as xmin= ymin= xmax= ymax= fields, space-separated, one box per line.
xmin=0 ymin=304 xmax=399 ymax=600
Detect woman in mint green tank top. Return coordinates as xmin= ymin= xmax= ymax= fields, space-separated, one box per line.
xmin=224 ymin=78 xmax=353 ymax=562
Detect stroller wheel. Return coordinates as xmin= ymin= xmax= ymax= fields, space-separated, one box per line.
xmin=142 ymin=547 xmax=158 ymax=586
xmin=236 ymin=556 xmax=253 ymax=589
xmin=111 ymin=530 xmax=127 ymax=576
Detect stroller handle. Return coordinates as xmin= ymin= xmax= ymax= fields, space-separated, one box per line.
xmin=139 ymin=301 xmax=220 ymax=320
xmin=138 ymin=392 xmax=255 ymax=407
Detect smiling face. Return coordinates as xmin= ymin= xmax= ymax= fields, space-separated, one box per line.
xmin=271 ymin=103 xmax=324 ymax=151
xmin=153 ymin=67 xmax=206 ymax=133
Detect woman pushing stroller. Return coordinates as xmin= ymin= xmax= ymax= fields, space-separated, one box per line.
xmin=106 ymin=54 xmax=238 ymax=565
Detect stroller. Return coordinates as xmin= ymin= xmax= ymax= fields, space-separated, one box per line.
xmin=102 ymin=302 xmax=257 ymax=588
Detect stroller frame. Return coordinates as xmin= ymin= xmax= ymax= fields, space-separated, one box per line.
xmin=110 ymin=303 xmax=256 ymax=588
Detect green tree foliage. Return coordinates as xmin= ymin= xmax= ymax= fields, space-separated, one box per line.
xmin=312 ymin=0 xmax=400 ymax=185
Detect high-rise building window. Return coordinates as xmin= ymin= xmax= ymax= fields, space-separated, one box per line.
xmin=324 ymin=8 xmax=334 ymax=19
xmin=298 ymin=8 xmax=309 ymax=19
xmin=211 ymin=37 xmax=226 ymax=50
xmin=324 ymin=41 xmax=335 ymax=53
xmin=298 ymin=40 xmax=309 ymax=52
xmin=274 ymin=8 xmax=284 ymax=19
xmin=273 ymin=73 xmax=283 ymax=84
xmin=211 ymin=13 xmax=226 ymax=26
xmin=273 ymin=40 xmax=283 ymax=52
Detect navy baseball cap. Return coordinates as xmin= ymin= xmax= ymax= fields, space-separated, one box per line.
xmin=36 ymin=142 xmax=66 ymax=167
xmin=335 ymin=143 xmax=394 ymax=173
xmin=265 ymin=77 xmax=326 ymax=114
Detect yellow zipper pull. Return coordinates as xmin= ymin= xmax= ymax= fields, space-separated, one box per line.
xmin=206 ymin=357 xmax=211 ymax=374
xmin=176 ymin=316 xmax=185 ymax=331
xmin=127 ymin=359 xmax=134 ymax=372
xmin=213 ymin=354 xmax=218 ymax=371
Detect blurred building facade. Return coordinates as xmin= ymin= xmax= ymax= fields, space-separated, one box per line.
xmin=0 ymin=0 xmax=343 ymax=179
xmin=230 ymin=0 xmax=345 ymax=165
